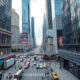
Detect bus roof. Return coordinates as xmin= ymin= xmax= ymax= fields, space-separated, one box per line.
xmin=15 ymin=69 xmax=23 ymax=75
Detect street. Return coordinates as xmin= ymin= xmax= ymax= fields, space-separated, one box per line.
xmin=1 ymin=48 xmax=79 ymax=80
xmin=21 ymin=60 xmax=50 ymax=80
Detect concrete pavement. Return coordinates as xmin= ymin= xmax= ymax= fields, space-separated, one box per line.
xmin=51 ymin=61 xmax=78 ymax=80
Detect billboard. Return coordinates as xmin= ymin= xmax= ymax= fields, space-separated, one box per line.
xmin=20 ymin=33 xmax=29 ymax=44
xmin=47 ymin=29 xmax=53 ymax=37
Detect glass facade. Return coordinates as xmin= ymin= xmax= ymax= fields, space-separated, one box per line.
xmin=46 ymin=0 xmax=52 ymax=29
xmin=22 ymin=0 xmax=30 ymax=33
xmin=0 ymin=0 xmax=12 ymax=54
xmin=59 ymin=0 xmax=80 ymax=79
xmin=31 ymin=17 xmax=35 ymax=48
xmin=0 ymin=0 xmax=12 ymax=31
xmin=54 ymin=0 xmax=61 ymax=16
xmin=43 ymin=15 xmax=47 ymax=51
xmin=62 ymin=0 xmax=80 ymax=51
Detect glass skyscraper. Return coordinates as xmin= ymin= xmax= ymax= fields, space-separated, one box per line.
xmin=43 ymin=15 xmax=47 ymax=51
xmin=54 ymin=0 xmax=61 ymax=16
xmin=53 ymin=0 xmax=62 ymax=48
xmin=0 ymin=0 xmax=12 ymax=54
xmin=22 ymin=0 xmax=30 ymax=33
xmin=58 ymin=0 xmax=80 ymax=79
xmin=31 ymin=17 xmax=35 ymax=48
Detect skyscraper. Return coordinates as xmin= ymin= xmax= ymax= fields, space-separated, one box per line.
xmin=54 ymin=0 xmax=61 ymax=16
xmin=22 ymin=0 xmax=30 ymax=34
xmin=58 ymin=0 xmax=80 ymax=79
xmin=31 ymin=17 xmax=35 ymax=48
xmin=11 ymin=9 xmax=20 ymax=45
xmin=45 ymin=0 xmax=53 ymax=55
xmin=0 ymin=0 xmax=12 ymax=54
xmin=54 ymin=0 xmax=62 ymax=48
xmin=42 ymin=15 xmax=47 ymax=51
xmin=22 ymin=0 xmax=30 ymax=46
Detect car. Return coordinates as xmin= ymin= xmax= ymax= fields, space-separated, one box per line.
xmin=31 ymin=58 xmax=34 ymax=62
xmin=51 ymin=72 xmax=59 ymax=80
xmin=33 ymin=61 xmax=36 ymax=66
xmin=36 ymin=63 xmax=40 ymax=69
xmin=39 ymin=63 xmax=47 ymax=69
xmin=39 ymin=63 xmax=43 ymax=69
xmin=43 ymin=63 xmax=47 ymax=68
xmin=24 ymin=62 xmax=30 ymax=69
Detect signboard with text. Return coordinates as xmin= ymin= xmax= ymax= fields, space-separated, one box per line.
xmin=47 ymin=29 xmax=53 ymax=37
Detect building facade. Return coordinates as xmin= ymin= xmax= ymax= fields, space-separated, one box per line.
xmin=45 ymin=0 xmax=53 ymax=55
xmin=22 ymin=0 xmax=30 ymax=34
xmin=0 ymin=0 xmax=12 ymax=54
xmin=53 ymin=0 xmax=62 ymax=53
xmin=31 ymin=17 xmax=35 ymax=49
xmin=22 ymin=0 xmax=30 ymax=50
xmin=42 ymin=15 xmax=47 ymax=51
xmin=11 ymin=9 xmax=20 ymax=45
xmin=58 ymin=0 xmax=80 ymax=79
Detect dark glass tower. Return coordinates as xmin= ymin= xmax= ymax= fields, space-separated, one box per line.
xmin=54 ymin=0 xmax=62 ymax=48
xmin=46 ymin=0 xmax=53 ymax=55
xmin=43 ymin=15 xmax=47 ymax=51
xmin=58 ymin=0 xmax=80 ymax=79
xmin=31 ymin=17 xmax=35 ymax=48
xmin=0 ymin=0 xmax=12 ymax=54
xmin=22 ymin=0 xmax=30 ymax=34
xmin=54 ymin=0 xmax=61 ymax=16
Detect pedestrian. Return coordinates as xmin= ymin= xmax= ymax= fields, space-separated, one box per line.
xmin=15 ymin=65 xmax=16 ymax=70
xmin=45 ymin=73 xmax=46 ymax=76
xmin=42 ymin=76 xmax=43 ymax=80
xmin=6 ymin=75 xmax=8 ymax=80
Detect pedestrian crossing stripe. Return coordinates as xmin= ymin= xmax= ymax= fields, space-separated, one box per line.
xmin=22 ymin=73 xmax=50 ymax=77
xmin=23 ymin=73 xmax=51 ymax=77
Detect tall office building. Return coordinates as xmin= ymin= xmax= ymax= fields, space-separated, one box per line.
xmin=31 ymin=17 xmax=35 ymax=48
xmin=42 ymin=15 xmax=47 ymax=51
xmin=54 ymin=0 xmax=61 ymax=16
xmin=59 ymin=0 xmax=80 ymax=79
xmin=45 ymin=0 xmax=53 ymax=55
xmin=22 ymin=0 xmax=30 ymax=45
xmin=0 ymin=0 xmax=12 ymax=54
xmin=54 ymin=0 xmax=63 ymax=49
xmin=11 ymin=9 xmax=20 ymax=45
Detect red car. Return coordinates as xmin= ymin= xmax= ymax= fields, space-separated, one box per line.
xmin=24 ymin=62 xmax=30 ymax=69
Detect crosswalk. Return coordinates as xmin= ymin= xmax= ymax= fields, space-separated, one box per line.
xmin=23 ymin=73 xmax=50 ymax=77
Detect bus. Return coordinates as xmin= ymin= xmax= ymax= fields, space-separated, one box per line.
xmin=0 ymin=54 xmax=15 ymax=69
xmin=14 ymin=69 xmax=24 ymax=80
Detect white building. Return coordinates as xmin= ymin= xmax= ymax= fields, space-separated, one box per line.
xmin=11 ymin=9 xmax=20 ymax=46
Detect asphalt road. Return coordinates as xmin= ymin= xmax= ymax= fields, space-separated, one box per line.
xmin=21 ymin=60 xmax=51 ymax=80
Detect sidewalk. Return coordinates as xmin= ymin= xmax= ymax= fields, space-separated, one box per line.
xmin=51 ymin=61 xmax=78 ymax=80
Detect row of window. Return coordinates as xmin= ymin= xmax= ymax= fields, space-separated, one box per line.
xmin=0 ymin=33 xmax=11 ymax=45
xmin=0 ymin=1 xmax=11 ymax=32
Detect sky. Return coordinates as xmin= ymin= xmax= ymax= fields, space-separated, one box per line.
xmin=12 ymin=0 xmax=55 ymax=45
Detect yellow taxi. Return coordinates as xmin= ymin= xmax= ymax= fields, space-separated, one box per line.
xmin=51 ymin=71 xmax=59 ymax=80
